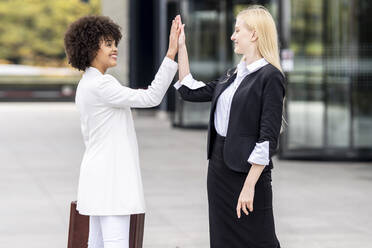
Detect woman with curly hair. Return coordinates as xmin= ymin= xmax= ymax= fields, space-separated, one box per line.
xmin=174 ymin=6 xmax=283 ymax=248
xmin=64 ymin=15 xmax=180 ymax=248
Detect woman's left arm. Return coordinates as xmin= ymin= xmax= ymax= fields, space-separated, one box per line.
xmin=236 ymin=71 xmax=285 ymax=218
xmin=236 ymin=164 xmax=265 ymax=218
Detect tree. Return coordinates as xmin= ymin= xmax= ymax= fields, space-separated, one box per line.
xmin=0 ymin=0 xmax=100 ymax=66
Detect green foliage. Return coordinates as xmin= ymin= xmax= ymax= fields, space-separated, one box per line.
xmin=0 ymin=0 xmax=100 ymax=66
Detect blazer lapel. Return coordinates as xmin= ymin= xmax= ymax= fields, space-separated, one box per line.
xmin=212 ymin=73 xmax=237 ymax=109
xmin=209 ymin=71 xmax=237 ymax=135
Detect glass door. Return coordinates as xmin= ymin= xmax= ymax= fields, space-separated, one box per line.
xmin=323 ymin=0 xmax=353 ymax=148
xmin=351 ymin=0 xmax=372 ymax=148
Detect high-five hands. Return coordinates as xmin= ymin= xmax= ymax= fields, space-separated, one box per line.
xmin=166 ymin=15 xmax=182 ymax=60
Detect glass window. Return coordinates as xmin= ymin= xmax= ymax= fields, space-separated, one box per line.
xmin=286 ymin=0 xmax=325 ymax=149
xmin=282 ymin=0 xmax=372 ymax=157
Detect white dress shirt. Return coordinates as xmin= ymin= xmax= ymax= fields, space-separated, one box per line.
xmin=75 ymin=57 xmax=178 ymax=215
xmin=174 ymin=58 xmax=271 ymax=166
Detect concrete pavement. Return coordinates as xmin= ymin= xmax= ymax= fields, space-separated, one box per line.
xmin=0 ymin=102 xmax=371 ymax=248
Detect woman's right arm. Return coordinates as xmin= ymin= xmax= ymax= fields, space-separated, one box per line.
xmin=97 ymin=57 xmax=177 ymax=108
xmin=96 ymin=17 xmax=180 ymax=108
xmin=174 ymin=17 xmax=217 ymax=102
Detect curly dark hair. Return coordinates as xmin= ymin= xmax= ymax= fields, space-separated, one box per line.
xmin=64 ymin=16 xmax=122 ymax=71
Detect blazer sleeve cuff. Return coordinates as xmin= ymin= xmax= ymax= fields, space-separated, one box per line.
xmin=248 ymin=141 xmax=270 ymax=166
xmin=173 ymin=81 xmax=183 ymax=90
xmin=173 ymin=73 xmax=206 ymax=90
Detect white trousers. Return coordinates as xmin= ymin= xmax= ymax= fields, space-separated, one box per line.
xmin=88 ymin=215 xmax=130 ymax=248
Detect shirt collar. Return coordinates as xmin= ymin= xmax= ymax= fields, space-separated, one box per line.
xmin=235 ymin=58 xmax=268 ymax=78
xmin=236 ymin=61 xmax=249 ymax=78
xmin=246 ymin=58 xmax=268 ymax=74
xmin=85 ymin=66 xmax=103 ymax=76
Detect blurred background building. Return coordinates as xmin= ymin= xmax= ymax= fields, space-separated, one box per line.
xmin=0 ymin=0 xmax=371 ymax=160
xmin=126 ymin=0 xmax=372 ymax=161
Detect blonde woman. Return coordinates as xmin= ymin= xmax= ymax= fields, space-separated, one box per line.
xmin=174 ymin=6 xmax=284 ymax=248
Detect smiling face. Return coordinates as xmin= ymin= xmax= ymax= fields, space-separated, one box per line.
xmin=230 ymin=17 xmax=256 ymax=55
xmin=91 ymin=37 xmax=118 ymax=72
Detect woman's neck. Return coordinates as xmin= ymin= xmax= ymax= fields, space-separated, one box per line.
xmin=243 ymin=49 xmax=263 ymax=65
xmin=90 ymin=62 xmax=107 ymax=74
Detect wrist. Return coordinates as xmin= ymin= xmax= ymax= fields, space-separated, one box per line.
xmin=166 ymin=50 xmax=176 ymax=60
xmin=166 ymin=48 xmax=177 ymax=59
xmin=244 ymin=178 xmax=256 ymax=188
xmin=178 ymin=43 xmax=186 ymax=50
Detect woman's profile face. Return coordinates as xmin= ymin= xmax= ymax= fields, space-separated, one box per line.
xmin=231 ymin=17 xmax=255 ymax=55
xmin=93 ymin=38 xmax=118 ymax=69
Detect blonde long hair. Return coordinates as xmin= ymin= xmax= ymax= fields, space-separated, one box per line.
xmin=237 ymin=5 xmax=282 ymax=73
xmin=238 ymin=5 xmax=287 ymax=133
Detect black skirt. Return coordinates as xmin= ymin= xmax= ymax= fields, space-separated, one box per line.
xmin=207 ymin=134 xmax=280 ymax=248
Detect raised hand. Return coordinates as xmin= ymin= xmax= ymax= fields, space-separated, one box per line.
xmin=166 ymin=15 xmax=181 ymax=60
xmin=176 ymin=15 xmax=186 ymax=48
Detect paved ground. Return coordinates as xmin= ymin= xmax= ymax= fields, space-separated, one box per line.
xmin=0 ymin=102 xmax=371 ymax=248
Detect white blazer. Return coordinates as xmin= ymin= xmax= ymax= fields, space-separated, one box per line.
xmin=75 ymin=57 xmax=178 ymax=215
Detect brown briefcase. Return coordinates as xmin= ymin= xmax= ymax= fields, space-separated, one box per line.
xmin=67 ymin=201 xmax=145 ymax=248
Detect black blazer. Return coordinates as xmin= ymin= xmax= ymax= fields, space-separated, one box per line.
xmin=178 ymin=63 xmax=286 ymax=173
